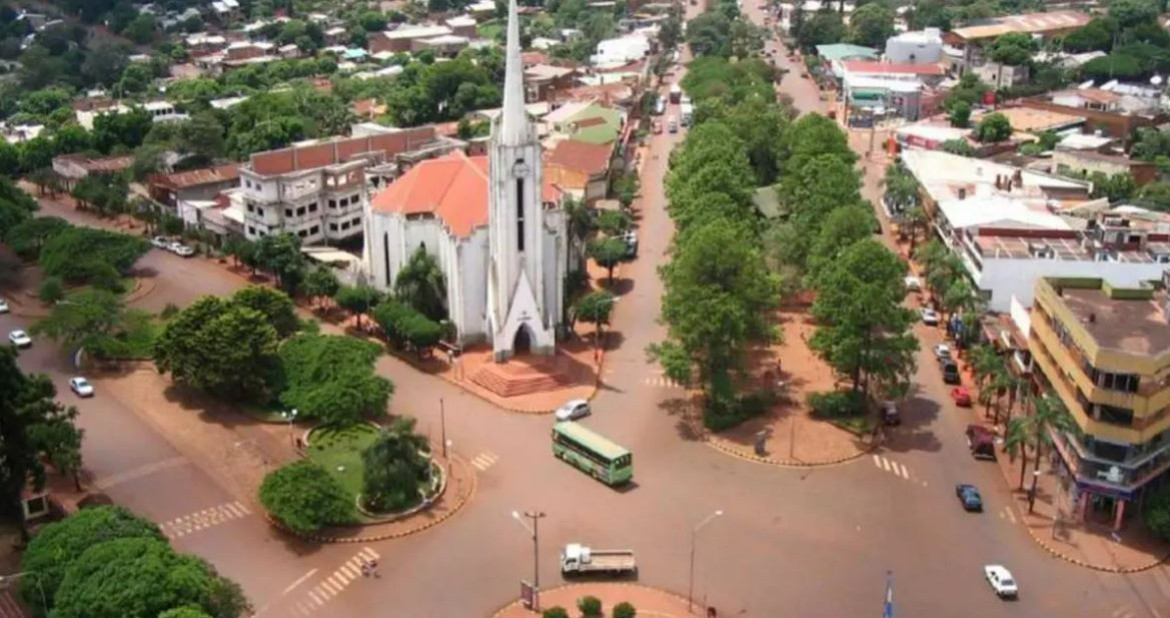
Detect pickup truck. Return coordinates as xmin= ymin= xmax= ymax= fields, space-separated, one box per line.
xmin=560 ymin=543 xmax=637 ymax=577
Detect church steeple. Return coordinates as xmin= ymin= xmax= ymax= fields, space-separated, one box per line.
xmin=499 ymin=0 xmax=533 ymax=146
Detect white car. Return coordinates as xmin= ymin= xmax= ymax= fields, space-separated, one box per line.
xmin=151 ymin=236 xmax=170 ymax=249
xmin=920 ymin=308 xmax=940 ymax=326
xmin=933 ymin=343 xmax=952 ymax=361
xmin=904 ymin=276 xmax=921 ymax=292
xmin=169 ymin=242 xmax=195 ymax=257
xmin=984 ymin=564 xmax=1018 ymax=598
xmin=8 ymin=329 xmax=31 ymax=348
xmin=69 ymin=377 xmax=94 ymax=397
xmin=555 ymin=399 xmax=591 ymax=422
xmin=0 ymin=298 xmax=8 ymax=313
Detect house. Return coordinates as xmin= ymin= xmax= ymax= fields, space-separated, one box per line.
xmin=946 ymin=10 xmax=1091 ymax=72
xmin=979 ymin=105 xmax=1085 ymax=135
xmin=148 ymin=164 xmax=241 ymax=208
xmin=779 ymin=1 xmax=855 ymax=33
xmin=238 ymin=126 xmax=448 ymax=244
xmin=524 ymin=64 xmax=580 ymax=102
xmin=51 ymin=154 xmax=134 ymax=190
xmin=1053 ymin=150 xmax=1158 ymax=186
xmin=415 ymin=34 xmax=471 ymax=57
xmin=884 ymin=28 xmax=943 ymax=65
xmin=973 ymin=61 xmax=1029 ymax=89
xmin=369 ymin=24 xmax=454 ymax=54
xmin=1019 ymin=88 xmax=1166 ymax=142
xmin=444 ymin=15 xmax=478 ymax=38
xmin=544 ymin=101 xmax=625 ymax=145
xmin=1029 ymin=274 xmax=1170 ymax=530
xmin=591 ymin=33 xmax=651 ymax=68
xmin=814 ymin=43 xmax=879 ymax=64
xmin=544 ymin=139 xmax=613 ymax=202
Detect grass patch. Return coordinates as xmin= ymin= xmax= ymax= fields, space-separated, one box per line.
xmin=240 ymin=400 xmax=294 ymax=423
xmin=807 ymin=389 xmax=873 ymax=436
xmin=478 ymin=19 xmax=502 ymax=40
xmin=307 ymin=424 xmax=379 ymax=500
xmin=827 ymin=414 xmax=874 ymax=436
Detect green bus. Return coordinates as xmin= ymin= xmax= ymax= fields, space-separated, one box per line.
xmin=552 ymin=422 xmax=633 ymax=486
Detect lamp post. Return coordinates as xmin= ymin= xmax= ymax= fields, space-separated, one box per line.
xmin=282 ymin=408 xmax=298 ymax=447
xmin=0 ymin=571 xmax=47 ymax=612
xmin=688 ymin=509 xmax=724 ymax=611
xmin=512 ymin=510 xmax=546 ymax=611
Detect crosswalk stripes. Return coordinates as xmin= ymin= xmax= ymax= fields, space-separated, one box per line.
xmin=1112 ymin=606 xmax=1138 ymax=618
xmin=998 ymin=506 xmax=1018 ymax=524
xmin=470 ymin=451 xmax=499 ymax=471
xmin=871 ymin=454 xmax=913 ymax=481
xmin=291 ymin=547 xmax=380 ymax=617
xmin=0 ymin=590 xmax=26 ymax=618
xmin=643 ymin=376 xmax=682 ymax=388
xmin=160 ymin=500 xmax=252 ymax=539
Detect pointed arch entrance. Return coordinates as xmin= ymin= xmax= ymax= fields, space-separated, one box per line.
xmin=512 ymin=323 xmax=533 ymax=355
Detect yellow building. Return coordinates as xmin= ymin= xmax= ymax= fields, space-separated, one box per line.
xmin=1030 ymin=276 xmax=1170 ymax=529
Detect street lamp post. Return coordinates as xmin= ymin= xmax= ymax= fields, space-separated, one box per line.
xmin=688 ymin=509 xmax=724 ymax=611
xmin=282 ymin=409 xmax=298 ymax=447
xmin=0 ymin=571 xmax=46 ymax=612
xmin=512 ymin=510 xmax=546 ymax=610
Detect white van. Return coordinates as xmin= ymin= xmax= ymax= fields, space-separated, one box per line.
xmin=654 ymin=97 xmax=666 ymax=115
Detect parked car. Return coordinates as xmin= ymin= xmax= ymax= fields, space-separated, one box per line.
xmin=940 ymin=359 xmax=960 ymax=384
xmin=904 ymin=276 xmax=921 ymax=292
xmin=169 ymin=242 xmax=195 ymax=257
xmin=984 ymin=564 xmax=1018 ymax=598
xmin=920 ymin=308 xmax=940 ymax=326
xmin=0 ymin=298 xmax=8 ymax=313
xmin=966 ymin=424 xmax=997 ymax=459
xmin=69 ymin=376 xmax=94 ymax=397
xmin=622 ymin=231 xmax=638 ymax=258
xmin=880 ymin=400 xmax=901 ymax=426
xmin=668 ymin=117 xmax=678 ymax=133
xmin=955 ymin=483 xmax=983 ymax=511
xmin=933 ymin=343 xmax=952 ymax=361
xmin=8 ymin=329 xmax=31 ymax=348
xmin=652 ymin=121 xmax=663 ymax=134
xmin=151 ymin=236 xmax=170 ymax=249
xmin=555 ymin=399 xmax=591 ymax=422
xmin=951 ymin=386 xmax=972 ymax=407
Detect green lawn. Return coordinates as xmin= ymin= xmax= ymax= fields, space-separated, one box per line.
xmin=307 ymin=424 xmax=380 ymax=499
xmin=828 ymin=414 xmax=874 ymax=437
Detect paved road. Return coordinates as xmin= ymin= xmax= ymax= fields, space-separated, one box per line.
xmin=7 ymin=10 xmax=1170 ymax=618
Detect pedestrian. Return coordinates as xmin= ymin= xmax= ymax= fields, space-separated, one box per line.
xmin=369 ymin=558 xmax=379 ymax=578
xmin=360 ymin=560 xmax=371 ymax=578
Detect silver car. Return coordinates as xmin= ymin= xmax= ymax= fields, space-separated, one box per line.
xmin=555 ymin=399 xmax=591 ymax=422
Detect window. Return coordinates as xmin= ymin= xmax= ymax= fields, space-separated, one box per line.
xmin=255 ymin=206 xmax=263 ymax=217
xmin=284 ymin=208 xmax=293 ymax=217
xmin=1092 ymin=369 xmax=1140 ymax=394
xmin=330 ymin=223 xmax=338 ymax=231
xmin=352 ymin=217 xmax=361 ymax=227
xmin=297 ymin=229 xmax=307 ymax=238
xmin=339 ymin=197 xmax=349 ymax=207
xmin=296 ymin=207 xmax=306 ymax=216
xmin=516 ymin=178 xmax=525 ymax=252
xmin=247 ymin=226 xmax=255 ymax=234
xmin=309 ymin=225 xmax=319 ymax=234
xmin=246 ymin=204 xmax=254 ymax=213
xmin=341 ymin=221 xmax=350 ymax=230
xmin=309 ymin=203 xmax=318 ymax=213
xmin=329 ymin=199 xmax=337 ymax=209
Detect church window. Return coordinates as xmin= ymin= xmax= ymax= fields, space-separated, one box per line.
xmin=383 ymin=232 xmax=391 ymax=288
xmin=516 ymin=178 xmax=525 ymax=252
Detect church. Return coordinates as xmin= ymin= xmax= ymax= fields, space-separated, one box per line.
xmin=362 ymin=0 xmax=569 ymax=362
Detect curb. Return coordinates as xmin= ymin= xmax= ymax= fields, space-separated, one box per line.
xmin=264 ymin=453 xmax=476 ymax=544
xmin=704 ymin=432 xmax=880 ymax=469
xmin=1011 ymin=500 xmax=1170 ymax=574
xmin=489 ymin=582 xmax=693 ymax=618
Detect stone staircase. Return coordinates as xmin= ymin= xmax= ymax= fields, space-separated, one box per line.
xmin=469 ymin=357 xmax=582 ymax=398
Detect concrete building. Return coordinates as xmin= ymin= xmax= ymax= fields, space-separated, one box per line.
xmin=1030 ymin=275 xmax=1170 ymax=529
xmin=1020 ymin=88 xmax=1167 ymax=142
xmin=1053 ymin=150 xmax=1159 ymax=186
xmin=148 ymin=164 xmax=240 ymax=208
xmin=544 ymin=138 xmax=613 ymax=202
xmin=369 ymin=24 xmax=455 ymax=54
xmin=884 ymin=28 xmax=943 ymax=65
xmin=947 ymin=10 xmax=1091 ymax=72
xmin=51 ymin=154 xmax=134 ymax=190
xmin=364 ymin=0 xmax=569 ymax=359
xmin=973 ymin=61 xmax=1030 ymax=89
xmin=239 ymin=126 xmax=442 ymax=244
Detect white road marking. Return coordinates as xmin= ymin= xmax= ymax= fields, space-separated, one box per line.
xmin=93 ymin=456 xmax=190 ymax=490
xmin=471 ymin=452 xmax=499 ymax=471
xmin=1002 ymin=507 xmax=1017 ymax=524
xmin=282 ymin=569 xmax=319 ymax=595
xmin=161 ymin=500 xmax=252 ymax=539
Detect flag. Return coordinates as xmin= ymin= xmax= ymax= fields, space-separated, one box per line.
xmin=883 ymin=572 xmax=894 ymax=618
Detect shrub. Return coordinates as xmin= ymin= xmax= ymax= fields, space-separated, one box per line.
xmin=1144 ymin=486 xmax=1170 ymax=540
xmin=806 ymin=390 xmax=865 ymax=419
xmin=614 ymin=602 xmax=637 ymax=618
xmin=361 ymin=418 xmax=432 ymax=513
xmin=259 ymin=460 xmax=355 ymax=534
xmin=577 ymin=596 xmax=603 ymax=617
xmin=703 ymin=381 xmax=773 ymax=432
xmin=38 ymin=226 xmax=149 ymax=285
xmin=38 ymin=276 xmax=64 ymax=303
xmin=542 ymin=608 xmax=570 ymax=618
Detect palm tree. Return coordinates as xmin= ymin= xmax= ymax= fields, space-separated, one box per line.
xmin=903 ymin=205 xmax=927 ymax=254
xmin=989 ymin=369 xmax=1017 ymax=424
xmin=1025 ymin=392 xmax=1074 ymax=512
xmin=562 ymin=196 xmax=594 ymax=271
xmin=1004 ymin=416 xmax=1031 ymax=490
xmin=970 ymin=345 xmax=1002 ymax=389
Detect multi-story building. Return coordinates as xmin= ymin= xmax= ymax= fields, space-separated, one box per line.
xmin=238 ymin=127 xmax=455 ymax=244
xmin=1029 ymin=275 xmax=1170 ymax=529
xmin=945 ymin=10 xmax=1090 ymax=73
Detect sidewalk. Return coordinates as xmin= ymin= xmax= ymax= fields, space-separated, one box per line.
xmin=993 ymin=446 xmax=1169 ymax=573
xmin=492 ymin=583 xmax=703 ymax=618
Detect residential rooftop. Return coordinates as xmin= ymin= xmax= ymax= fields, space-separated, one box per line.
xmin=1057 ymin=285 xmax=1170 ymax=357
xmin=951 ymin=10 xmax=1091 ymax=41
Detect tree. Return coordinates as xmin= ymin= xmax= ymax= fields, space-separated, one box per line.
xmin=562 ymin=196 xmax=594 ymax=269
xmin=809 ymin=240 xmax=918 ymax=396
xmin=542 ymin=608 xmax=570 ymax=618
xmin=277 ymin=334 xmax=392 ymax=425
xmin=805 ymin=204 xmax=874 ymax=283
xmin=578 ymin=596 xmax=603 ymax=617
xmin=39 ymin=226 xmax=149 ymax=287
xmin=0 ymin=350 xmax=86 ymax=540
xmin=1061 ymin=18 xmax=1115 ymax=53
xmin=334 ymin=284 xmax=384 ymax=330
xmin=574 ymin=290 xmax=616 ymax=341
xmin=303 ymin=265 xmax=341 ymax=307
xmin=969 ymin=345 xmax=1002 ymax=390
xmin=1003 ymin=416 xmax=1031 ymax=489
xmin=780 ymin=154 xmax=863 ymax=264
xmin=1090 ymin=171 xmax=1137 ymax=203
xmin=20 ymin=506 xmax=163 ymax=615
xmin=396 ymin=312 xmax=443 ymax=354
xmin=177 ymin=113 xmax=226 ymax=161
xmin=948 ymin=100 xmax=971 ymax=128
xmin=941 ymin=139 xmax=977 ymax=157
xmin=259 ymin=460 xmax=354 ymax=534
xmin=38 ymin=276 xmax=64 ymax=304
xmin=231 ymin=286 xmax=299 ymax=338
xmin=153 ymin=297 xmax=280 ymax=401
xmin=254 ymin=233 xmax=306 ymax=292
xmin=589 ymin=237 xmax=628 ymax=283
xmin=51 ymin=537 xmax=248 ymax=618
xmin=159 ymin=609 xmax=214 ymax=618
xmin=988 ymin=32 xmax=1036 ymax=66
xmin=780 ymin=113 xmax=856 ymax=173
xmin=847 ymin=2 xmax=894 ymax=48
xmin=597 ymin=209 xmax=631 ymax=237
xmin=3 ymin=216 xmax=69 ymax=258
xmin=32 ymin=289 xmax=126 ymax=349
xmin=0 ymin=177 xmax=38 ymax=239
xmin=1109 ymin=0 xmax=1159 ymax=29
xmin=1025 ymin=392 xmax=1074 ymax=511
xmin=613 ymin=602 xmax=637 ymax=618
xmin=361 ymin=418 xmax=432 ymax=512
xmin=1137 ymin=181 xmax=1170 ymax=212
xmin=686 ymin=10 xmax=733 ymax=57
xmin=394 ymin=246 xmax=447 ymax=322
xmin=122 ymin=14 xmax=157 ymax=44
xmin=973 ymin=112 xmax=1012 ymax=143
xmin=796 ymin=11 xmax=845 ymax=50
xmin=1143 ymin=486 xmax=1170 ymax=541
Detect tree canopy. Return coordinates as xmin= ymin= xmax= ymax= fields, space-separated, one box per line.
xmin=276 ymin=334 xmax=392 ymax=426
xmin=361 ymin=418 xmax=432 ymax=513
xmin=260 ymin=460 xmax=354 ymax=534
xmin=394 ymin=246 xmax=448 ymax=322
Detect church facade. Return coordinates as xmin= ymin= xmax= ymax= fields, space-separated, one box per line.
xmin=362 ymin=0 xmax=568 ymax=361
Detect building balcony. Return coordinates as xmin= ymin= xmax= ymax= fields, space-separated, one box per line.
xmin=1050 ymin=428 xmax=1170 ymax=499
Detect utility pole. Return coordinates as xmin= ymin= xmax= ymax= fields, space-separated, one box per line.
xmin=439 ymin=397 xmax=447 ymax=458
xmin=688 ymin=510 xmax=724 ymax=611
xmin=512 ymin=510 xmax=546 ymax=610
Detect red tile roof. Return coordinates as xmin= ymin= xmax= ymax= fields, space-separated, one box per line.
xmin=547 ymin=139 xmax=612 ymax=176
xmin=842 ymin=60 xmax=946 ymax=76
xmin=151 ymin=164 xmax=240 ymax=190
xmin=371 ymin=151 xmax=490 ymax=238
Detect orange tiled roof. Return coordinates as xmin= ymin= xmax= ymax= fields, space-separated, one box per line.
xmin=547 ymin=139 xmax=611 ymax=176
xmin=371 ymin=151 xmax=490 ymax=238
xmin=152 ymin=164 xmax=240 ymax=189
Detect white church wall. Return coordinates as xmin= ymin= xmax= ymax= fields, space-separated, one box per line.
xmin=457 ymin=227 xmax=491 ymax=342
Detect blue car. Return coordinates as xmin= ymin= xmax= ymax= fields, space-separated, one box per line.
xmin=956 ymin=484 xmax=983 ymax=512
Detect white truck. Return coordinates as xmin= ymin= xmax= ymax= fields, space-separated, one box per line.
xmin=680 ymin=102 xmax=694 ymax=127
xmin=560 ymin=543 xmax=637 ymax=577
